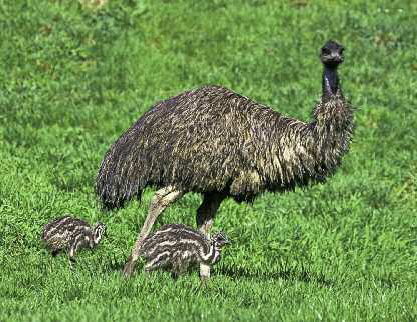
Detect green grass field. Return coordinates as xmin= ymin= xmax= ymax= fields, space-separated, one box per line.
xmin=1 ymin=0 xmax=416 ymax=321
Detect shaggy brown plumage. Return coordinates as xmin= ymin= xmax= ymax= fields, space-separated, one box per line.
xmin=97 ymin=48 xmax=352 ymax=208
xmin=96 ymin=40 xmax=353 ymax=278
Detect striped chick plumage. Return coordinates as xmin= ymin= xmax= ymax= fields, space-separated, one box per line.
xmin=42 ymin=215 xmax=106 ymax=261
xmin=140 ymin=224 xmax=229 ymax=278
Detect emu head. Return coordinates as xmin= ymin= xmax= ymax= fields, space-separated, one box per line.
xmin=211 ymin=231 xmax=230 ymax=248
xmin=93 ymin=222 xmax=106 ymax=245
xmin=320 ymin=40 xmax=344 ymax=67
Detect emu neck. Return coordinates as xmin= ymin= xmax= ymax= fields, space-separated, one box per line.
xmin=322 ymin=65 xmax=339 ymax=99
xmin=202 ymin=243 xmax=220 ymax=264
xmin=94 ymin=232 xmax=102 ymax=245
xmin=306 ymin=74 xmax=353 ymax=178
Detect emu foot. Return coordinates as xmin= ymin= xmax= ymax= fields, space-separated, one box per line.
xmin=199 ymin=276 xmax=210 ymax=288
xmin=171 ymin=271 xmax=180 ymax=281
xmin=122 ymin=257 xmax=136 ymax=277
xmin=198 ymin=275 xmax=212 ymax=289
xmin=69 ymin=257 xmax=76 ymax=270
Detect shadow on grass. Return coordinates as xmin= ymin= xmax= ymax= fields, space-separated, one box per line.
xmin=107 ymin=258 xmax=147 ymax=275
xmin=217 ymin=265 xmax=333 ymax=287
xmin=106 ymin=258 xmax=332 ymax=287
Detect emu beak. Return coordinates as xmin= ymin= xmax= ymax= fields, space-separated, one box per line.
xmin=333 ymin=55 xmax=343 ymax=63
xmin=329 ymin=53 xmax=343 ymax=64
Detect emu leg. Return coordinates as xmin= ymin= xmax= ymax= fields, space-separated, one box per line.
xmin=123 ymin=186 xmax=184 ymax=277
xmin=196 ymin=192 xmax=225 ymax=280
xmin=172 ymin=263 xmax=187 ymax=280
xmin=68 ymin=247 xmax=77 ymax=269
xmin=68 ymin=237 xmax=82 ymax=268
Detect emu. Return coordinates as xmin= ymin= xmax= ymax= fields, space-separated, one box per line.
xmin=140 ymin=223 xmax=229 ymax=279
xmin=97 ymin=40 xmax=354 ymax=279
xmin=42 ymin=215 xmax=106 ymax=263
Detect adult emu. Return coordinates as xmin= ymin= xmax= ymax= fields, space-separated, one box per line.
xmin=97 ymin=40 xmax=353 ymax=278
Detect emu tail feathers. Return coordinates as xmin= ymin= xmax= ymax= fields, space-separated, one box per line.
xmin=96 ymin=143 xmax=144 ymax=210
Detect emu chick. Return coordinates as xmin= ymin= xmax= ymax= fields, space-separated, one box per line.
xmin=42 ymin=215 xmax=106 ymax=261
xmin=140 ymin=224 xmax=229 ymax=278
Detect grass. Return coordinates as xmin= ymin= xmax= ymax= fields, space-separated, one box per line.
xmin=0 ymin=0 xmax=416 ymax=321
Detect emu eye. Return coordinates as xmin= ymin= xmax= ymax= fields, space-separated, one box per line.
xmin=322 ymin=48 xmax=331 ymax=55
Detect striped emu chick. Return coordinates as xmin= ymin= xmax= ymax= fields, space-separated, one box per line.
xmin=42 ymin=215 xmax=106 ymax=262
xmin=140 ymin=224 xmax=229 ymax=278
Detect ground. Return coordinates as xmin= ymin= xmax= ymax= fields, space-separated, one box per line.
xmin=0 ymin=0 xmax=416 ymax=321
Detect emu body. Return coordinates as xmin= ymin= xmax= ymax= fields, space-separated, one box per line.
xmin=140 ymin=224 xmax=229 ymax=278
xmin=42 ymin=215 xmax=106 ymax=262
xmin=97 ymin=41 xmax=353 ymax=278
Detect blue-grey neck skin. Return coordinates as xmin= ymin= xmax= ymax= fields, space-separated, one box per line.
xmin=322 ymin=65 xmax=339 ymax=99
